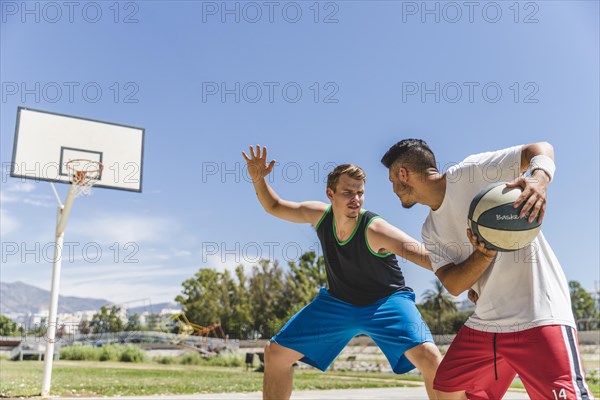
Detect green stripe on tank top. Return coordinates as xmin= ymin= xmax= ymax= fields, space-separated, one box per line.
xmin=365 ymin=216 xmax=394 ymax=257
xmin=333 ymin=209 xmax=366 ymax=246
xmin=315 ymin=205 xmax=331 ymax=231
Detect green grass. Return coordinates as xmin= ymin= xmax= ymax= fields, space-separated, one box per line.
xmin=2 ymin=359 xmax=597 ymax=398
xmin=0 ymin=360 xmax=420 ymax=397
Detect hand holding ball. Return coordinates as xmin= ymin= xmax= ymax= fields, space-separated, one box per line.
xmin=468 ymin=183 xmax=542 ymax=251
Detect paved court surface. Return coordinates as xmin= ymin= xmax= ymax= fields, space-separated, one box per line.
xmin=62 ymin=387 xmax=529 ymax=399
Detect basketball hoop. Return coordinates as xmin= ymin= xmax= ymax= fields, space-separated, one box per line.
xmin=65 ymin=159 xmax=103 ymax=197
xmin=12 ymin=109 xmax=145 ymax=397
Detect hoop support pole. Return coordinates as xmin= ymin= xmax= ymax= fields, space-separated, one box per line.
xmin=42 ymin=182 xmax=78 ymax=397
xmin=56 ymin=182 xmax=78 ymax=236
xmin=50 ymin=182 xmax=63 ymax=208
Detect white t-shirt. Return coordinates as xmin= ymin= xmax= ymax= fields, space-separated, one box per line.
xmin=422 ymin=145 xmax=575 ymax=333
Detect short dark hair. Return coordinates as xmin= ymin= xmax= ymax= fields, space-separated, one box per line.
xmin=327 ymin=164 xmax=366 ymax=192
xmin=380 ymin=139 xmax=437 ymax=173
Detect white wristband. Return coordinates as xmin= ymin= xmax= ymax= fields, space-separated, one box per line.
xmin=529 ymin=155 xmax=555 ymax=182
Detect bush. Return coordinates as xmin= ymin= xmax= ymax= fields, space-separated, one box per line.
xmin=99 ymin=344 xmax=120 ymax=361
xmin=588 ymin=370 xmax=599 ymax=385
xmin=119 ymin=345 xmax=147 ymax=363
xmin=179 ymin=352 xmax=204 ymax=365
xmin=169 ymin=351 xmax=242 ymax=367
xmin=155 ymin=356 xmax=176 ymax=365
xmin=60 ymin=343 xmax=146 ymax=363
xmin=204 ymin=351 xmax=242 ymax=367
xmin=60 ymin=344 xmax=100 ymax=361
xmin=60 ymin=344 xmax=240 ymax=367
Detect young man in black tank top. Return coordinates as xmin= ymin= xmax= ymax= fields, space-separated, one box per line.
xmin=243 ymin=145 xmax=442 ymax=400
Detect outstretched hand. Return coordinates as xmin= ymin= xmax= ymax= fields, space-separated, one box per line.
xmin=242 ymin=145 xmax=276 ymax=183
xmin=505 ymin=171 xmax=550 ymax=223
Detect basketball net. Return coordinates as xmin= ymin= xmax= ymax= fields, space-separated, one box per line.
xmin=65 ymin=159 xmax=104 ymax=197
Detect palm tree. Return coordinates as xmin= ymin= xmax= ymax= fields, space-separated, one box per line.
xmin=422 ymin=280 xmax=457 ymax=334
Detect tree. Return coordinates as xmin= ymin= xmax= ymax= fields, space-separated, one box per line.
xmin=248 ymin=259 xmax=286 ymax=338
xmin=0 ymin=314 xmax=18 ymax=336
xmin=443 ymin=311 xmax=473 ymax=334
xmin=569 ymin=280 xmax=599 ymax=331
xmin=231 ymin=264 xmax=253 ymax=339
xmin=79 ymin=320 xmax=91 ymax=335
xmin=90 ymin=306 xmax=124 ymax=333
xmin=282 ymin=251 xmax=327 ymax=318
xmin=175 ymin=268 xmax=222 ymax=329
xmin=217 ymin=269 xmax=236 ymax=334
xmin=421 ymin=280 xmax=457 ymax=334
xmin=145 ymin=314 xmax=167 ymax=332
xmin=125 ymin=313 xmax=142 ymax=331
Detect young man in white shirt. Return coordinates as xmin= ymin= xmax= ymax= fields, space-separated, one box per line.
xmin=381 ymin=139 xmax=593 ymax=400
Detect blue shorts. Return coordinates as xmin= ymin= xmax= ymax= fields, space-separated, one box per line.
xmin=271 ymin=288 xmax=434 ymax=374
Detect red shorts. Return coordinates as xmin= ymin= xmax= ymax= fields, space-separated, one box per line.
xmin=434 ymin=325 xmax=594 ymax=400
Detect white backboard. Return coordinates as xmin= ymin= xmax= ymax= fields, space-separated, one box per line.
xmin=11 ymin=107 xmax=144 ymax=192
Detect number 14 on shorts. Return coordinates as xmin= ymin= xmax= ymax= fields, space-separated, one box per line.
xmin=552 ymin=388 xmax=567 ymax=399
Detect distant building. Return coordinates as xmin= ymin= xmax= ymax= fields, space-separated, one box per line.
xmin=159 ymin=308 xmax=181 ymax=316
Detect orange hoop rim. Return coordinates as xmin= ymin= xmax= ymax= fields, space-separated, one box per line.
xmin=65 ymin=159 xmax=104 ymax=185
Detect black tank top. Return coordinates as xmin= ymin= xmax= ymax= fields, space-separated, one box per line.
xmin=316 ymin=206 xmax=411 ymax=306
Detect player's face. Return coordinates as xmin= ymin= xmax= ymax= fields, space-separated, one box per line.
xmin=329 ymin=174 xmax=364 ymax=218
xmin=389 ymin=168 xmax=416 ymax=209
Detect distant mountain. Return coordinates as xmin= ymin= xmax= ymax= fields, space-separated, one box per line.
xmin=0 ymin=281 xmax=181 ymax=316
xmin=0 ymin=281 xmax=110 ymax=314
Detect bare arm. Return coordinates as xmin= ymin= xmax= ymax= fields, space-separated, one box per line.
xmin=242 ymin=145 xmax=327 ymax=226
xmin=434 ymin=229 xmax=497 ymax=296
xmin=506 ymin=142 xmax=554 ymax=223
xmin=365 ymin=218 xmax=432 ymax=270
xmin=520 ymin=141 xmax=554 ymax=173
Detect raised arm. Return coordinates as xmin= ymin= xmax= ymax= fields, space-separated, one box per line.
xmin=365 ymin=218 xmax=432 ymax=270
xmin=506 ymin=141 xmax=555 ymax=223
xmin=242 ymin=145 xmax=327 ymax=226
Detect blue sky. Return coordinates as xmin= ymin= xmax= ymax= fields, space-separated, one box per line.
xmin=1 ymin=1 xmax=598 ymax=308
